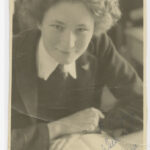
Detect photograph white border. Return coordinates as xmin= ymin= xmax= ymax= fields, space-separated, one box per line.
xmin=0 ymin=0 xmax=149 ymax=149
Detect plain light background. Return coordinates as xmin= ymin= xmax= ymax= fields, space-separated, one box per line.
xmin=0 ymin=0 xmax=149 ymax=150
xmin=0 ymin=0 xmax=9 ymax=150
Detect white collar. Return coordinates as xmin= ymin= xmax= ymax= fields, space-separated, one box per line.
xmin=36 ymin=38 xmax=77 ymax=80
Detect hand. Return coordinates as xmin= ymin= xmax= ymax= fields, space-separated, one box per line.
xmin=48 ymin=107 xmax=105 ymax=140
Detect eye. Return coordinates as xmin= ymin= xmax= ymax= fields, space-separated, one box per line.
xmin=76 ymin=27 xmax=89 ymax=33
xmin=49 ymin=24 xmax=64 ymax=31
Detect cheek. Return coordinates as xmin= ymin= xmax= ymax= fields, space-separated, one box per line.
xmin=42 ymin=29 xmax=59 ymax=49
xmin=76 ymin=34 xmax=92 ymax=52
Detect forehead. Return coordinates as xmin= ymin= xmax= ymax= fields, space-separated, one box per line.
xmin=43 ymin=1 xmax=94 ymax=25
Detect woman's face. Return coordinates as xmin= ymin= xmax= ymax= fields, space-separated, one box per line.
xmin=39 ymin=1 xmax=94 ymax=64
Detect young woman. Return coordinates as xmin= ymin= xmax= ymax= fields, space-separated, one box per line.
xmin=11 ymin=0 xmax=143 ymax=149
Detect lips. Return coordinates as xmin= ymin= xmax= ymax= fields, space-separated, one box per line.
xmin=60 ymin=51 xmax=72 ymax=55
xmin=56 ymin=48 xmax=73 ymax=55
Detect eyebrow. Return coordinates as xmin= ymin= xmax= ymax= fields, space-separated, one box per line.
xmin=51 ymin=20 xmax=65 ymax=25
xmin=50 ymin=20 xmax=90 ymax=27
xmin=77 ymin=24 xmax=89 ymax=27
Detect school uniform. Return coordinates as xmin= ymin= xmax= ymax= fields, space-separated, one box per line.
xmin=11 ymin=28 xmax=143 ymax=150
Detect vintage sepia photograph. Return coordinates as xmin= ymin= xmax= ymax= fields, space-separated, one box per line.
xmin=10 ymin=0 xmax=145 ymax=149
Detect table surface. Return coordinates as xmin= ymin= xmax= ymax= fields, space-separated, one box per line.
xmin=118 ymin=131 xmax=146 ymax=150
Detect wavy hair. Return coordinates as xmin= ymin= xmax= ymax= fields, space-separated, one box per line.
xmin=17 ymin=0 xmax=121 ymax=35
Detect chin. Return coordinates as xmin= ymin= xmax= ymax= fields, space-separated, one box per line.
xmin=59 ymin=58 xmax=75 ymax=65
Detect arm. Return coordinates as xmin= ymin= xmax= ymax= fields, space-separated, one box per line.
xmin=11 ymin=31 xmax=52 ymax=150
xmin=47 ymin=107 xmax=105 ymax=140
xmin=93 ymin=34 xmax=143 ymax=135
xmin=11 ymin=108 xmax=51 ymax=150
xmin=11 ymin=123 xmax=49 ymax=150
xmin=11 ymin=107 xmax=104 ymax=150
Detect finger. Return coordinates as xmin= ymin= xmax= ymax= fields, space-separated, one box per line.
xmin=93 ymin=108 xmax=105 ymax=119
xmin=98 ymin=110 xmax=105 ymax=119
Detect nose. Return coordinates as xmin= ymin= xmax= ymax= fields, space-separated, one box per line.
xmin=60 ymin=30 xmax=76 ymax=51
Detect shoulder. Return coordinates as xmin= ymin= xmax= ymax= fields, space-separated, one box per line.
xmin=12 ymin=28 xmax=41 ymax=58
xmin=88 ymin=33 xmax=117 ymax=60
xmin=13 ymin=28 xmax=40 ymax=49
xmin=88 ymin=33 xmax=115 ymax=56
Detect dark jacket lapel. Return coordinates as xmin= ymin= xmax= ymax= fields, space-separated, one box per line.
xmin=12 ymin=28 xmax=96 ymax=119
xmin=13 ymin=29 xmax=41 ymax=118
xmin=76 ymin=41 xmax=98 ymax=84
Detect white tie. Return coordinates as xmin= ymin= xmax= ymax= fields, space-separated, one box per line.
xmin=58 ymin=64 xmax=68 ymax=79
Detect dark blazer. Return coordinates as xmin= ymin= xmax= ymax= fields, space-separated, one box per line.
xmin=11 ymin=29 xmax=143 ymax=150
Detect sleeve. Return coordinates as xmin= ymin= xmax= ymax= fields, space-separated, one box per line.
xmin=93 ymin=34 xmax=143 ymax=135
xmin=11 ymin=123 xmax=49 ymax=150
xmin=11 ymin=109 xmax=50 ymax=150
xmin=11 ymin=31 xmax=50 ymax=150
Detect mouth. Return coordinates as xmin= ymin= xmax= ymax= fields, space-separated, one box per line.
xmin=57 ymin=49 xmax=73 ymax=55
